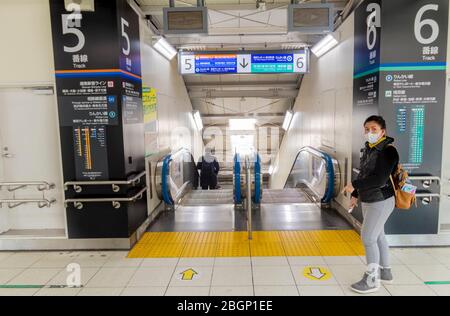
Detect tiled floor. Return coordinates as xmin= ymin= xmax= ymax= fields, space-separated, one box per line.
xmin=0 ymin=248 xmax=450 ymax=296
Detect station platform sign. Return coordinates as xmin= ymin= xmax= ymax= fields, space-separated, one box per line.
xmin=179 ymin=50 xmax=309 ymax=75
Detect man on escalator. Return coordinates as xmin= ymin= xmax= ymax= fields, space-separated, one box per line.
xmin=197 ymin=147 xmax=220 ymax=190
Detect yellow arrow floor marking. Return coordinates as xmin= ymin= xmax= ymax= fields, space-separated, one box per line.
xmin=180 ymin=269 xmax=198 ymax=281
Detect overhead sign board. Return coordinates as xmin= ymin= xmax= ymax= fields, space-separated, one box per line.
xmin=288 ymin=3 xmax=335 ymax=33
xmin=163 ymin=7 xmax=208 ymax=34
xmin=179 ymin=50 xmax=309 ymax=75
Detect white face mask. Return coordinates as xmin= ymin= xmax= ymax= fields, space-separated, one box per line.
xmin=365 ymin=132 xmax=383 ymax=144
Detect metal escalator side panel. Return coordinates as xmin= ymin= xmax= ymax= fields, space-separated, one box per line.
xmin=161 ymin=155 xmax=174 ymax=205
xmin=233 ymin=154 xmax=241 ymax=204
xmin=320 ymin=152 xmax=335 ymax=204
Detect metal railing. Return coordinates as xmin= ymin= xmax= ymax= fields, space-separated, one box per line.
xmin=0 ymin=181 xmax=55 ymax=192
xmin=64 ymin=171 xmax=146 ymax=193
xmin=0 ymin=181 xmax=57 ymax=209
xmin=245 ymin=156 xmax=253 ymax=240
xmin=64 ymin=186 xmax=147 ymax=210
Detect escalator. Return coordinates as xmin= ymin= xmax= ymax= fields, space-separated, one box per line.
xmin=251 ymin=147 xmax=352 ymax=231
xmin=148 ymin=148 xmax=247 ymax=232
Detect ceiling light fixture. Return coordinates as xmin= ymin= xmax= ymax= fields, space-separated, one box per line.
xmin=153 ymin=37 xmax=178 ymax=60
xmin=193 ymin=111 xmax=203 ymax=131
xmin=282 ymin=110 xmax=294 ymax=131
xmin=310 ymin=34 xmax=339 ymax=58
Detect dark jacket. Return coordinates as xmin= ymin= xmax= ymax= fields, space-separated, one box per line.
xmin=352 ymin=137 xmax=399 ymax=203
xmin=197 ymin=156 xmax=220 ymax=188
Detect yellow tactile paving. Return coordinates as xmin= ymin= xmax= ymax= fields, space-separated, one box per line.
xmin=218 ymin=232 xmax=249 ymax=243
xmin=279 ymin=231 xmax=315 ymax=243
xmin=308 ymin=230 xmax=345 ymax=243
xmin=128 ymin=230 xmax=365 ymax=258
xmin=337 ymin=230 xmax=362 ymax=243
xmin=251 ymin=231 xmax=282 ymax=243
xmin=347 ymin=242 xmax=366 ymax=256
xmin=181 ymin=243 xmax=218 ymax=257
xmin=186 ymin=232 xmax=219 ymax=244
xmin=315 ymin=242 xmax=358 ymax=256
xmin=283 ymin=242 xmax=322 ymax=256
xmin=216 ymin=243 xmax=250 ymax=257
xmin=250 ymin=242 xmax=286 ymax=257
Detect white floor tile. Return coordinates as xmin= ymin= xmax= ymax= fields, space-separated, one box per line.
xmin=121 ymin=287 xmax=167 ymax=296
xmin=165 ymin=286 xmax=210 ymax=296
xmin=128 ymin=267 xmax=175 ymax=287
xmin=425 ymin=249 xmax=450 ymax=265
xmin=341 ymin=285 xmax=391 ymax=296
xmin=254 ymin=286 xmax=299 ymax=296
xmin=0 ymin=253 xmax=14 ymax=263
xmin=68 ymin=252 xmax=111 ymax=268
xmin=0 ymin=253 xmax=46 ymax=268
xmin=77 ymin=287 xmax=124 ymax=296
xmin=392 ymin=249 xmax=437 ymax=265
xmin=389 ymin=265 xmax=425 ymax=285
xmin=141 ymin=258 xmax=179 ymax=268
xmin=427 ymin=284 xmax=450 ymax=296
xmin=31 ymin=252 xmax=78 ymax=268
xmin=407 ymin=264 xmax=450 ymax=282
xmin=85 ymin=267 xmax=137 ymax=288
xmin=7 ymin=268 xmax=61 ymax=286
xmin=178 ymin=258 xmax=214 ymax=267
xmin=47 ymin=267 xmax=99 ymax=287
xmin=0 ymin=288 xmax=40 ymax=296
xmin=211 ymin=266 xmax=253 ymax=286
xmin=298 ymin=285 xmax=345 ymax=296
xmin=291 ymin=265 xmax=339 ymax=286
xmin=169 ymin=266 xmax=213 ymax=287
xmin=385 ymin=284 xmax=437 ymax=296
xmin=327 ymin=265 xmax=367 ymax=285
xmin=0 ymin=269 xmax=25 ymax=285
xmin=287 ymin=256 xmax=326 ymax=266
xmin=252 ymin=266 xmax=295 ymax=286
xmin=210 ymin=286 xmax=254 ymax=296
xmin=252 ymin=257 xmax=289 ymax=266
xmin=34 ymin=287 xmax=82 ymax=296
xmin=323 ymin=256 xmax=365 ymax=265
xmin=214 ymin=257 xmax=251 ymax=267
xmin=103 ymin=252 xmax=142 ymax=268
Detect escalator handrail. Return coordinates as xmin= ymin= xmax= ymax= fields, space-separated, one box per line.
xmin=234 ymin=154 xmax=242 ymax=204
xmin=161 ymin=148 xmax=199 ymax=206
xmin=285 ymin=146 xmax=336 ymax=204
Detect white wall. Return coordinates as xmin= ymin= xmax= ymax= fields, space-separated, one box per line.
xmin=269 ymin=15 xmax=355 ymax=210
xmin=0 ymin=0 xmax=65 ymax=233
xmin=139 ymin=21 xmax=203 ymax=161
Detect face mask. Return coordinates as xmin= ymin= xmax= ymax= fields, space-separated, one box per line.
xmin=365 ymin=132 xmax=382 ymax=144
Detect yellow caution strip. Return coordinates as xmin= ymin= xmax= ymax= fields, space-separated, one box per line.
xmin=127 ymin=230 xmax=365 ymax=259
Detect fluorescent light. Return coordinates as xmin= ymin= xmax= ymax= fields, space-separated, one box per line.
xmin=153 ymin=37 xmax=178 ymax=60
xmin=311 ymin=34 xmax=339 ymax=58
xmin=282 ymin=110 xmax=294 ymax=131
xmin=193 ymin=111 xmax=203 ymax=131
xmin=229 ymin=119 xmax=256 ymax=131
xmin=268 ymin=165 xmax=274 ymax=175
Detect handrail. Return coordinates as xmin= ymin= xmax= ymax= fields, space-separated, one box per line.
xmin=245 ymin=156 xmax=253 ymax=240
xmin=0 ymin=181 xmax=56 ymax=192
xmin=64 ymin=171 xmax=146 ymax=193
xmin=0 ymin=198 xmax=56 ymax=209
xmin=64 ymin=187 xmax=147 ymax=210
xmin=284 ymin=146 xmax=337 ymax=203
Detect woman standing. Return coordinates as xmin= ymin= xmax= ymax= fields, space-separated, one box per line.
xmin=343 ymin=115 xmax=399 ymax=294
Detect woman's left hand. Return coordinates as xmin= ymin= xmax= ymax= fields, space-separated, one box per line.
xmin=342 ymin=183 xmax=355 ymax=194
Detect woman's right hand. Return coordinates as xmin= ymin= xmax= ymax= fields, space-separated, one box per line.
xmin=350 ymin=197 xmax=358 ymax=209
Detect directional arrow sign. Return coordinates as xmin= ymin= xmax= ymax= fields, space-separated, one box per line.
xmin=237 ymin=54 xmax=252 ymax=73
xmin=180 ymin=268 xmax=199 ymax=281
xmin=303 ymin=266 xmax=332 ymax=281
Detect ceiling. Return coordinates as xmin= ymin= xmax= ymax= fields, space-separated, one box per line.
xmin=134 ymin=0 xmax=353 ymax=139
